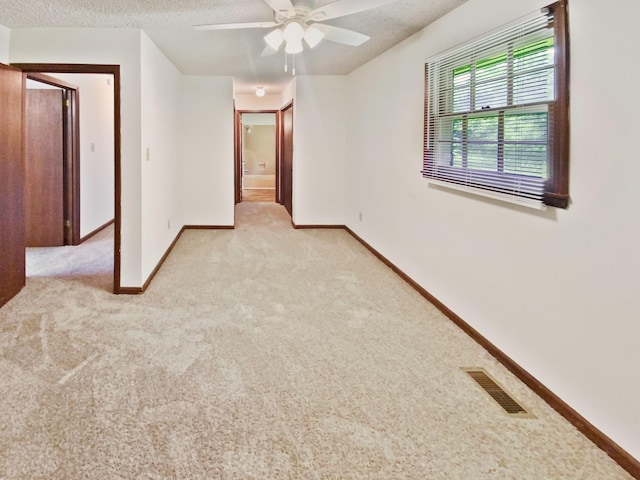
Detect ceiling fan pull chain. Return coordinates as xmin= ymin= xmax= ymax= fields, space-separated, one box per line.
xmin=292 ymin=55 xmax=296 ymax=76
xmin=284 ymin=50 xmax=288 ymax=73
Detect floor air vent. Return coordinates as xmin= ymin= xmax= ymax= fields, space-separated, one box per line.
xmin=464 ymin=368 xmax=531 ymax=416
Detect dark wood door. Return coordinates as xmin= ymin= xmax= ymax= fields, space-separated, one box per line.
xmin=24 ymin=89 xmax=65 ymax=247
xmin=281 ymin=103 xmax=293 ymax=217
xmin=0 ymin=64 xmax=25 ymax=308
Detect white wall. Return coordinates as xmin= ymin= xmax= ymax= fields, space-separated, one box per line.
xmin=0 ymin=24 xmax=9 ymax=64
xmin=346 ymin=0 xmax=640 ymax=459
xmin=9 ymin=28 xmax=143 ymax=287
xmin=281 ymin=78 xmax=296 ymax=107
xmin=243 ymin=113 xmax=276 ymax=126
xmin=53 ymin=73 xmax=115 ymax=238
xmin=140 ymin=33 xmax=183 ymax=281
xmin=235 ymin=93 xmax=282 ymax=111
xmin=180 ymin=76 xmax=235 ymax=227
xmin=292 ymin=76 xmax=347 ymax=225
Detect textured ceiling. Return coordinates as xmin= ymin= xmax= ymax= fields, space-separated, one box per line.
xmin=0 ymin=0 xmax=466 ymax=93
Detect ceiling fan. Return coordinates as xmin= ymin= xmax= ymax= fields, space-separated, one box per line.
xmin=194 ymin=0 xmax=396 ymax=56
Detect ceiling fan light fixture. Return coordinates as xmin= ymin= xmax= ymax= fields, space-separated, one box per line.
xmin=283 ymin=21 xmax=304 ymax=43
xmin=304 ymin=25 xmax=325 ymax=48
xmin=285 ymin=39 xmax=303 ymax=54
xmin=264 ymin=28 xmax=284 ymax=50
xmin=255 ymin=86 xmax=266 ymax=97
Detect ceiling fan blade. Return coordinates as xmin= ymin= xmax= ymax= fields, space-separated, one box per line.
xmin=264 ymin=0 xmax=296 ymax=18
xmin=194 ymin=21 xmax=278 ymax=31
xmin=312 ymin=24 xmax=370 ymax=46
xmin=309 ymin=0 xmax=396 ymax=21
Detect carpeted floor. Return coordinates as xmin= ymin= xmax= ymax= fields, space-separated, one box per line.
xmin=0 ymin=203 xmax=633 ymax=479
xmin=25 ymin=224 xmax=114 ymax=292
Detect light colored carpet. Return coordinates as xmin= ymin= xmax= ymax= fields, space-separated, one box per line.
xmin=0 ymin=203 xmax=633 ymax=479
xmin=25 ymin=224 xmax=114 ymax=292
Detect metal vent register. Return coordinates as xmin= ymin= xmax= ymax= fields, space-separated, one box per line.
xmin=464 ymin=368 xmax=531 ymax=416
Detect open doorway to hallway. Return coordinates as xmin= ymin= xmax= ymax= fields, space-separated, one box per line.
xmin=239 ymin=112 xmax=277 ymax=203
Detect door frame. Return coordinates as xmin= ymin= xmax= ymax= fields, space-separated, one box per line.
xmin=13 ymin=63 xmax=122 ymax=293
xmin=24 ymin=72 xmax=80 ymax=246
xmin=234 ymin=109 xmax=281 ymax=204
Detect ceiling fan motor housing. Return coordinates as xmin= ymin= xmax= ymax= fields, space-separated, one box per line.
xmin=274 ymin=6 xmax=312 ymax=25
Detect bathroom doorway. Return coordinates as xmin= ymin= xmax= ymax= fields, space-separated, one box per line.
xmin=240 ymin=112 xmax=277 ymax=203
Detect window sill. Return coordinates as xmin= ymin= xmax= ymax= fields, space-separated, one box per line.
xmin=426 ymin=178 xmax=547 ymax=211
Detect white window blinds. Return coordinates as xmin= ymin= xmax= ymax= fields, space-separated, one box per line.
xmin=424 ymin=6 xmax=561 ymax=207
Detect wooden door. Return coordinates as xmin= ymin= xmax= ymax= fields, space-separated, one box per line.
xmin=0 ymin=64 xmax=25 ymax=308
xmin=24 ymin=89 xmax=65 ymax=247
xmin=281 ymin=102 xmax=293 ymax=217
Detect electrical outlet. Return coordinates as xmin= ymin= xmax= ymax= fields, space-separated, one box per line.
xmin=91 ymin=142 xmax=95 ymax=152
xmin=359 ymin=212 xmax=363 ymax=222
xmin=145 ymin=148 xmax=151 ymax=162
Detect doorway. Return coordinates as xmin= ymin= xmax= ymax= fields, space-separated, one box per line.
xmin=14 ymin=63 xmax=122 ymax=293
xmin=22 ymin=71 xmax=116 ymax=290
xmin=239 ymin=112 xmax=278 ymax=203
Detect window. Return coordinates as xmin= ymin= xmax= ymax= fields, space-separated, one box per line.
xmin=423 ymin=0 xmax=569 ymax=208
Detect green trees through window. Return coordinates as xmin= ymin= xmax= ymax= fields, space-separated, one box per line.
xmin=449 ymin=37 xmax=553 ymax=177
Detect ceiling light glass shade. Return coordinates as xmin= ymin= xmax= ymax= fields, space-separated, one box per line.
xmin=304 ymin=26 xmax=325 ymax=48
xmin=285 ymin=39 xmax=304 ymax=54
xmin=283 ymin=21 xmax=304 ymax=43
xmin=264 ymin=28 xmax=284 ymax=50
xmin=255 ymin=87 xmax=266 ymax=97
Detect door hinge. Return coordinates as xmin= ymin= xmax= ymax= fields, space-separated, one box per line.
xmin=64 ymin=99 xmax=70 ymax=108
xmin=64 ymin=220 xmax=71 ymax=227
